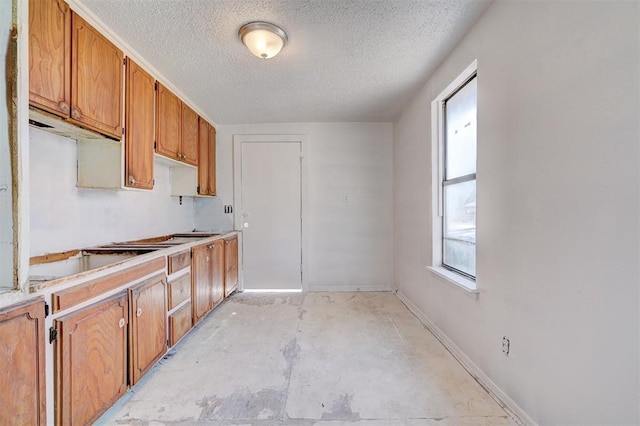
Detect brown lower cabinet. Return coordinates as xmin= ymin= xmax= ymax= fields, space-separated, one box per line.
xmin=169 ymin=302 xmax=193 ymax=346
xmin=55 ymin=292 xmax=129 ymax=425
xmin=22 ymin=235 xmax=238 ymax=423
xmin=0 ymin=299 xmax=47 ymax=425
xmin=224 ymin=235 xmax=239 ymax=297
xmin=192 ymin=239 xmax=224 ymax=324
xmin=129 ymin=274 xmax=167 ymax=385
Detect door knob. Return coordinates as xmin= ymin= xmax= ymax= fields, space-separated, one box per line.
xmin=243 ymin=223 xmax=249 ymax=228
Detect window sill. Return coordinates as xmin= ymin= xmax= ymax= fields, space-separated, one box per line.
xmin=425 ymin=266 xmax=480 ymax=300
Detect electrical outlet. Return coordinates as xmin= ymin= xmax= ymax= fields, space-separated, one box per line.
xmin=224 ymin=205 xmax=233 ymax=214
xmin=502 ymin=336 xmax=510 ymax=356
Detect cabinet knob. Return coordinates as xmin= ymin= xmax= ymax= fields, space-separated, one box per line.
xmin=129 ymin=176 xmax=137 ymax=184
xmin=136 ymin=308 xmax=142 ymax=317
xmin=207 ymin=244 xmax=213 ymax=249
xmin=118 ymin=318 xmax=126 ymax=328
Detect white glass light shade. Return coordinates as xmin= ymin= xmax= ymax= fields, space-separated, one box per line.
xmin=239 ymin=22 xmax=288 ymax=59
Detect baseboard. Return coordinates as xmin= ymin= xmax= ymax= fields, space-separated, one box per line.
xmin=394 ymin=289 xmax=536 ymax=426
xmin=308 ymin=285 xmax=391 ymax=292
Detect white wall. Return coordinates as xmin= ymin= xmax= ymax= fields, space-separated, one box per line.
xmin=394 ymin=1 xmax=639 ymax=424
xmin=0 ymin=0 xmax=13 ymax=288
xmin=196 ymin=122 xmax=393 ymax=291
xmin=29 ymin=128 xmax=195 ymax=255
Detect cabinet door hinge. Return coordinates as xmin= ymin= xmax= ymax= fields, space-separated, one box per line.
xmin=196 ymin=186 xmax=200 ymax=194
xmin=152 ymin=179 xmax=155 ymax=186
xmin=123 ymin=57 xmax=126 ymax=66
xmin=44 ymin=303 xmax=50 ymax=318
xmin=154 ymin=82 xmax=158 ymax=91
xmin=154 ymin=141 xmax=157 ymax=150
xmin=122 ymin=127 xmax=125 ymax=136
xmin=190 ymin=251 xmax=193 ymax=259
xmin=49 ymin=326 xmax=58 ymax=344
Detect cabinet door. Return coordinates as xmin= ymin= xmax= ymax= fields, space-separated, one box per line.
xmin=181 ymin=104 xmax=199 ymax=166
xmin=29 ymin=0 xmax=71 ymax=117
xmin=197 ymin=117 xmax=209 ymax=195
xmin=210 ymin=239 xmax=225 ymax=307
xmin=191 ymin=244 xmax=212 ymax=324
xmin=55 ymin=293 xmax=128 ymax=425
xmin=207 ymin=124 xmax=217 ymax=196
xmin=125 ymin=58 xmax=155 ymax=189
xmin=129 ymin=274 xmax=167 ymax=385
xmin=0 ymin=299 xmax=46 ymax=425
xmin=70 ymin=13 xmax=123 ymax=139
xmin=156 ymin=82 xmax=182 ymax=161
xmin=224 ymin=236 xmax=239 ymax=297
xmin=169 ymin=302 xmax=192 ymax=347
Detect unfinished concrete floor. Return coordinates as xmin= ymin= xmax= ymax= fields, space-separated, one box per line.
xmin=99 ymin=292 xmax=517 ymax=425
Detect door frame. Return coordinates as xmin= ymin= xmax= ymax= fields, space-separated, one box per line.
xmin=232 ymin=134 xmax=309 ymax=292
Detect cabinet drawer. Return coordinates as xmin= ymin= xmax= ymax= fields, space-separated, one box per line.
xmin=169 ymin=303 xmax=192 ymax=347
xmin=168 ymin=250 xmax=190 ymax=275
xmin=167 ymin=273 xmax=191 ymax=310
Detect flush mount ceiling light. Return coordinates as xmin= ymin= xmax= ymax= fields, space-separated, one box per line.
xmin=238 ymin=21 xmax=288 ymax=59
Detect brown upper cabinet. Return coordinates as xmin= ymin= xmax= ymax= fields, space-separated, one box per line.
xmin=29 ymin=0 xmax=71 ymax=117
xmin=156 ymin=82 xmax=198 ymax=166
xmin=70 ymin=13 xmax=123 ymax=139
xmin=197 ymin=118 xmax=217 ymax=196
xmin=156 ymin=82 xmax=181 ymax=161
xmin=207 ymin=125 xmax=217 ymax=195
xmin=181 ymin=104 xmax=199 ymax=166
xmin=29 ymin=2 xmax=123 ymax=140
xmin=125 ymin=58 xmax=155 ymax=189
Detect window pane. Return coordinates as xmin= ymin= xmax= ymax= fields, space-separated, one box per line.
xmin=445 ymin=77 xmax=477 ymax=179
xmin=443 ymin=179 xmax=476 ymax=277
xmin=444 ymin=239 xmax=476 ymax=278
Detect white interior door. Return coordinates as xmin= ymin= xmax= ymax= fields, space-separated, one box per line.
xmin=241 ymin=141 xmax=302 ymax=290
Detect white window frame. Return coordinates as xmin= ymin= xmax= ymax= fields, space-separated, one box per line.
xmin=427 ymin=60 xmax=479 ymax=297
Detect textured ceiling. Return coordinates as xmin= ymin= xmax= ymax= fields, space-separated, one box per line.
xmin=77 ymin=0 xmax=491 ymax=124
